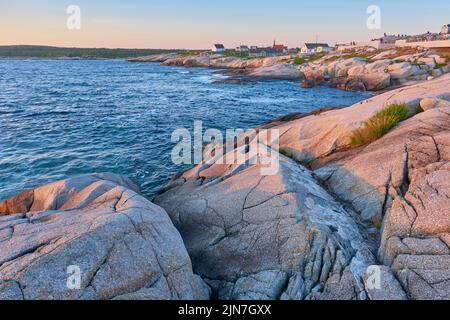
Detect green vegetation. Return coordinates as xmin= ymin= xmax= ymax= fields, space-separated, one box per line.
xmin=290 ymin=52 xmax=327 ymax=65
xmin=435 ymin=63 xmax=447 ymax=69
xmin=381 ymin=47 xmax=418 ymax=60
xmin=223 ymin=49 xmax=250 ymax=59
xmin=305 ymin=52 xmax=327 ymax=62
xmin=0 ymin=45 xmax=178 ymax=59
xmin=341 ymin=49 xmax=379 ymax=62
xmin=293 ymin=57 xmax=307 ymax=65
xmin=350 ymin=103 xmax=410 ymax=147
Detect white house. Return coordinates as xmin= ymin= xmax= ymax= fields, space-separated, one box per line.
xmin=212 ymin=44 xmax=225 ymax=53
xmin=236 ymin=45 xmax=250 ymax=52
xmin=301 ymin=43 xmax=332 ymax=54
xmin=442 ymin=24 xmax=450 ymax=35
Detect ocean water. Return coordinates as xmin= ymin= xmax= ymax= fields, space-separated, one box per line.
xmin=0 ymin=59 xmax=372 ymax=201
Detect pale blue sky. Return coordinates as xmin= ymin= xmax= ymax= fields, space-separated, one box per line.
xmin=1 ymin=0 xmax=449 ymax=48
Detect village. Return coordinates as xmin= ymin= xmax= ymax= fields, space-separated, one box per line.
xmin=129 ymin=23 xmax=450 ymax=93
xmin=210 ymin=23 xmax=450 ymax=57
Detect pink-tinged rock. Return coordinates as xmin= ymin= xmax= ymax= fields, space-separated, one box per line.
xmin=0 ymin=174 xmax=210 ymax=300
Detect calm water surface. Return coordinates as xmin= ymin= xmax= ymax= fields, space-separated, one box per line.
xmin=0 ymin=59 xmax=372 ymax=200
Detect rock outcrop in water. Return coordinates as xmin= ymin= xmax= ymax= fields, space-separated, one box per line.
xmin=1 ymin=74 xmax=449 ymax=300
xmin=0 ymin=173 xmax=209 ymax=300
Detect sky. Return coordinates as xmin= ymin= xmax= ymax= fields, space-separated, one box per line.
xmin=0 ymin=0 xmax=449 ymax=49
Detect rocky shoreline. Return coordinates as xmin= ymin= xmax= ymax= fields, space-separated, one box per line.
xmin=129 ymin=48 xmax=449 ymax=92
xmin=0 ymin=74 xmax=449 ymax=300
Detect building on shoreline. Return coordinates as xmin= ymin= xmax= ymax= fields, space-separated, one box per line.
xmin=248 ymin=47 xmax=277 ymax=57
xmin=244 ymin=41 xmax=289 ymax=57
xmin=272 ymin=41 xmax=288 ymax=53
xmin=301 ymin=43 xmax=332 ymax=54
xmin=338 ymin=25 xmax=450 ymax=51
xmin=236 ymin=45 xmax=250 ymax=52
xmin=212 ymin=44 xmax=225 ymax=53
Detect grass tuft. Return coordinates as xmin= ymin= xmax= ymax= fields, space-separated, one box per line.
xmin=350 ymin=103 xmax=410 ymax=148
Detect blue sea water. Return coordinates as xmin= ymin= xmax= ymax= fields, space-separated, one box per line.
xmin=0 ymin=59 xmax=372 ymax=201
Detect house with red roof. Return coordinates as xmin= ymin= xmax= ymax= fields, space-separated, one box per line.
xmin=272 ymin=41 xmax=288 ymax=53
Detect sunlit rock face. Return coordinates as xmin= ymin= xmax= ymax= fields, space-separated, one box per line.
xmin=315 ymin=107 xmax=450 ymax=300
xmin=0 ymin=173 xmax=210 ymax=300
xmin=156 ymin=75 xmax=450 ymax=300
xmin=155 ymin=141 xmax=406 ymax=300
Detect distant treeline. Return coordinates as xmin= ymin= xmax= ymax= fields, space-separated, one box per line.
xmin=0 ymin=45 xmax=179 ymax=59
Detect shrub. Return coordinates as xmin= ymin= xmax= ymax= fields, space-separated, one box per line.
xmin=350 ymin=103 xmax=410 ymax=147
xmin=180 ymin=50 xmax=202 ymax=57
xmin=435 ymin=63 xmax=447 ymax=69
xmin=293 ymin=57 xmax=306 ymax=65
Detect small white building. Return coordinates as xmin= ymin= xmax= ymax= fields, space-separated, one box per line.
xmin=301 ymin=43 xmax=332 ymax=54
xmin=236 ymin=45 xmax=250 ymax=52
xmin=337 ymin=39 xmax=395 ymax=51
xmin=442 ymin=24 xmax=450 ymax=35
xmin=212 ymin=44 xmax=225 ymax=53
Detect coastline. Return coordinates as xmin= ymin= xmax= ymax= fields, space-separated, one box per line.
xmin=153 ymin=74 xmax=450 ymax=300
xmin=129 ymin=48 xmax=450 ymax=93
xmin=1 ymin=72 xmax=449 ymax=300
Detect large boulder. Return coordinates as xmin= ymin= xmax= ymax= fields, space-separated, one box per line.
xmin=314 ymin=107 xmax=450 ymax=223
xmin=388 ymin=62 xmax=419 ymax=80
xmin=418 ymin=57 xmax=436 ymax=69
xmin=314 ymin=108 xmax=450 ymax=300
xmin=0 ymin=173 xmax=209 ymax=300
xmin=182 ymin=56 xmax=210 ymax=67
xmin=334 ymin=58 xmax=366 ymax=78
xmin=336 ymin=78 xmax=366 ymax=92
xmin=155 ymin=141 xmax=405 ymax=300
xmin=153 ymin=75 xmax=449 ymax=301
xmin=420 ymin=98 xmax=450 ymax=111
xmin=248 ymin=64 xmax=304 ymax=80
xmin=347 ymin=65 xmax=365 ymax=77
xmin=359 ymin=72 xmax=391 ymax=91
xmin=210 ymin=56 xmax=247 ymax=69
xmin=364 ymin=60 xmax=392 ymax=73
